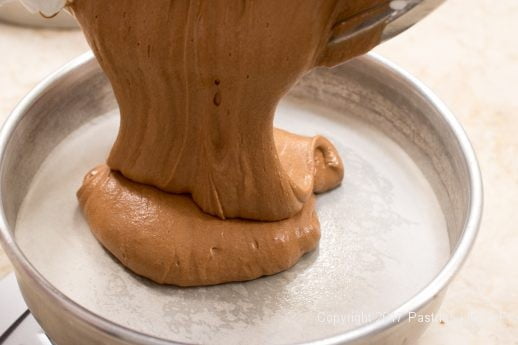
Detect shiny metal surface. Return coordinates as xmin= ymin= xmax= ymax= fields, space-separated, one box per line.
xmin=0 ymin=52 xmax=482 ymax=345
xmin=381 ymin=0 xmax=446 ymax=41
xmin=0 ymin=273 xmax=53 ymax=345
xmin=331 ymin=0 xmax=446 ymax=45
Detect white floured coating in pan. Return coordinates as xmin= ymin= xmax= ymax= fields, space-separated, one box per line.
xmin=0 ymin=0 xmax=67 ymax=16
xmin=16 ymin=101 xmax=451 ymax=344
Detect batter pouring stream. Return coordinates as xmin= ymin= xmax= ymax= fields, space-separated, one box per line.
xmin=72 ymin=0 xmax=387 ymax=286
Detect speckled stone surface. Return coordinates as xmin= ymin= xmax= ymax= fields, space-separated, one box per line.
xmin=0 ymin=0 xmax=517 ymax=343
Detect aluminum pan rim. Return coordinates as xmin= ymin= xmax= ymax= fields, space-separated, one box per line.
xmin=0 ymin=51 xmax=483 ymax=345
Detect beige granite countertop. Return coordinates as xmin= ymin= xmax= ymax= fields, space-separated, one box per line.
xmin=0 ymin=0 xmax=517 ymax=343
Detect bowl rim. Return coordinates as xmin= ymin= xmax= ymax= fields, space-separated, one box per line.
xmin=0 ymin=51 xmax=483 ymax=345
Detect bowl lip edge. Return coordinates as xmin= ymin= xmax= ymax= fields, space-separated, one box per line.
xmin=0 ymin=51 xmax=483 ymax=345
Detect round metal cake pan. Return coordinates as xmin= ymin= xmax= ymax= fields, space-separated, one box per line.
xmin=0 ymin=52 xmax=482 ymax=345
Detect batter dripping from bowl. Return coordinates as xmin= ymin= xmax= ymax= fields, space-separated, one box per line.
xmin=64 ymin=0 xmax=388 ymax=286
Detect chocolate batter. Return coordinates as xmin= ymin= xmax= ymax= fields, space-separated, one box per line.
xmin=71 ymin=0 xmax=387 ymax=286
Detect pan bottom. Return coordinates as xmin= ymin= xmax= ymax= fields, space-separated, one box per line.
xmin=14 ymin=97 xmax=450 ymax=345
